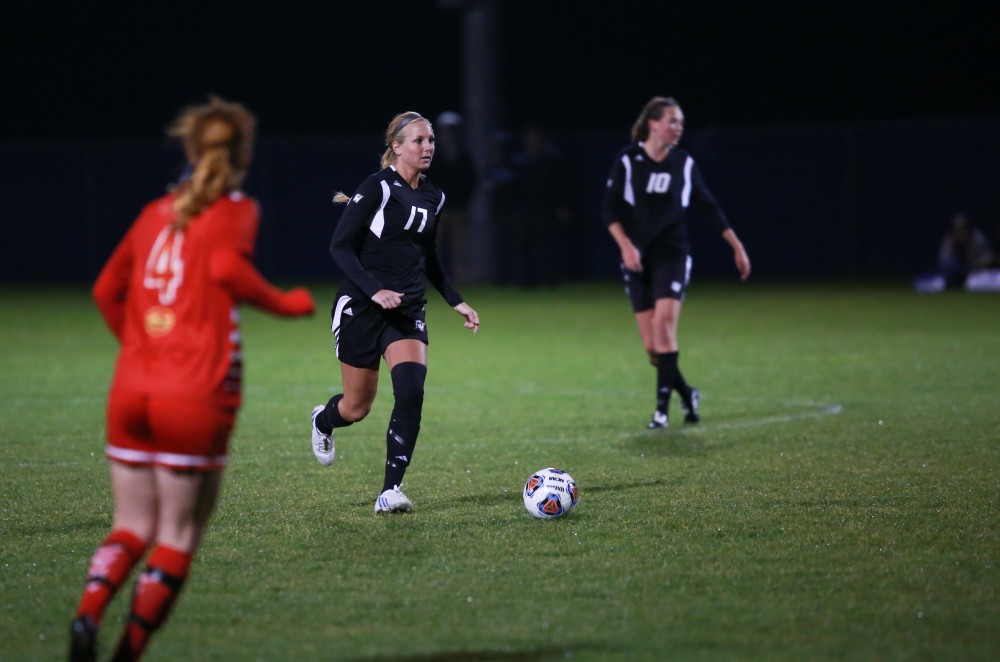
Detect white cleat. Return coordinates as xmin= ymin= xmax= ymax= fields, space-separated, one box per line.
xmin=374 ymin=485 xmax=413 ymax=514
xmin=647 ymin=410 xmax=669 ymax=429
xmin=311 ymin=405 xmax=335 ymax=465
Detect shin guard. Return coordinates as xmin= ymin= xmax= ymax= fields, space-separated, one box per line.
xmin=112 ymin=544 xmax=191 ymax=661
xmin=382 ymin=362 xmax=426 ymax=491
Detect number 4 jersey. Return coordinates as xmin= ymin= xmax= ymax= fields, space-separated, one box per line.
xmin=602 ymin=144 xmax=731 ymax=256
xmin=93 ymin=191 xmax=310 ymax=407
xmin=329 ymin=166 xmax=463 ymax=318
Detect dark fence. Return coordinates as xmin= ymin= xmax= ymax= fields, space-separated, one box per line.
xmin=3 ymin=119 xmax=998 ymax=285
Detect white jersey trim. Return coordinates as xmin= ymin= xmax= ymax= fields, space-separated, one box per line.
xmin=681 ymin=156 xmax=694 ymax=208
xmin=331 ymin=294 xmax=352 ymax=359
xmin=106 ymin=445 xmax=228 ymax=468
xmin=622 ymin=155 xmax=635 ymax=206
xmin=370 ymin=180 xmax=392 ymax=238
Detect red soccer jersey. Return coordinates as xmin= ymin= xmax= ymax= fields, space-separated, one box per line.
xmin=93 ymin=191 xmax=295 ymax=408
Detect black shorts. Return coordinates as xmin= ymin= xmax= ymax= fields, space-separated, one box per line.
xmin=331 ymin=294 xmax=428 ymax=368
xmin=622 ymin=253 xmax=692 ymax=313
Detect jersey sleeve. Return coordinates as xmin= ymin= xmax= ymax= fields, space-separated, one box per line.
xmin=424 ymin=209 xmax=464 ymax=307
xmin=209 ymin=249 xmax=312 ymax=315
xmin=92 ymin=209 xmax=145 ymax=341
xmin=328 ymin=177 xmax=386 ymax=299
xmin=689 ymin=161 xmax=731 ymax=232
xmin=602 ymin=151 xmax=632 ymax=228
xmin=209 ymin=199 xmax=312 ymax=316
xmin=229 ymin=196 xmax=261 ymax=257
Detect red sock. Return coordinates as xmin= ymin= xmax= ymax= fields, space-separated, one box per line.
xmin=75 ymin=529 xmax=148 ymax=626
xmin=112 ymin=544 xmax=192 ymax=662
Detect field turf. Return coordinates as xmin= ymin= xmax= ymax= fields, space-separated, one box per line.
xmin=1 ymin=281 xmax=998 ymax=661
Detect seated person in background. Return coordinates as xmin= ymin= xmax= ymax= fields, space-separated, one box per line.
xmin=938 ymin=213 xmax=993 ymax=289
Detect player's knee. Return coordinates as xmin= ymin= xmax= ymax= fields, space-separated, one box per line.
xmin=339 ymin=398 xmax=373 ymax=423
xmin=391 ymin=362 xmax=426 ymax=416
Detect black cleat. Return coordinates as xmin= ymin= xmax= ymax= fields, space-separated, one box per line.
xmin=69 ymin=616 xmax=97 ymax=662
xmin=680 ymin=388 xmax=700 ymax=423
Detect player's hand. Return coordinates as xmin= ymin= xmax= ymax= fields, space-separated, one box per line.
xmin=621 ymin=245 xmax=642 ymax=272
xmin=454 ymin=302 xmax=479 ymax=334
xmin=283 ymin=287 xmax=315 ymax=316
xmin=734 ymin=247 xmax=751 ymax=281
xmin=372 ymin=289 xmax=404 ymax=310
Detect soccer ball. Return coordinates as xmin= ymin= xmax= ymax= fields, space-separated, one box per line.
xmin=523 ymin=467 xmax=579 ymax=519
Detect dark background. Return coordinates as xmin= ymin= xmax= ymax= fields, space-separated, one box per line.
xmin=2 ymin=0 xmax=999 ymax=283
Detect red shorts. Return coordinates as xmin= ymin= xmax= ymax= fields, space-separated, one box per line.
xmin=105 ymin=391 xmax=236 ymax=471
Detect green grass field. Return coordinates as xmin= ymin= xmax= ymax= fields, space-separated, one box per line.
xmin=2 ymin=281 xmax=998 ymax=661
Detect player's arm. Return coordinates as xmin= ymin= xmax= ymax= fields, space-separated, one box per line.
xmin=607 ymin=222 xmax=642 ymax=272
xmin=723 ymin=228 xmax=751 ymax=281
xmin=329 ymin=180 xmax=388 ymax=300
xmin=212 ymin=201 xmax=314 ymax=316
xmin=92 ymin=227 xmax=135 ymax=342
xmin=424 ymin=216 xmax=477 ymax=332
xmin=424 ymin=201 xmax=464 ymax=307
xmin=602 ymin=155 xmax=642 ymax=272
xmin=424 ymin=192 xmax=477 ymax=331
xmin=690 ymin=162 xmax=751 ymax=281
xmin=210 ymin=249 xmax=314 ymax=315
xmin=689 ymin=160 xmax=731 ymax=232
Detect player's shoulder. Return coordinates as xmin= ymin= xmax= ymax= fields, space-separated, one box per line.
xmin=368 ymin=167 xmax=398 ymax=185
xmin=353 ymin=167 xmax=396 ymax=194
xmin=132 ymin=193 xmax=177 ymax=229
xmin=617 ymin=143 xmax=643 ymax=160
xmin=208 ymin=190 xmax=259 ymax=222
xmin=222 ymin=188 xmax=258 ymax=208
xmin=669 ymin=146 xmax=694 ymax=163
xmin=417 ymin=173 xmax=444 ymax=198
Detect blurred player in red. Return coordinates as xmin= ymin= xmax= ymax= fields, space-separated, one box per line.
xmin=69 ymin=97 xmax=315 ymax=661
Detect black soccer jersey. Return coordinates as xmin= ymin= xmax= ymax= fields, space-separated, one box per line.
xmin=329 ymin=166 xmax=463 ymax=316
xmin=603 ymin=144 xmax=730 ymax=256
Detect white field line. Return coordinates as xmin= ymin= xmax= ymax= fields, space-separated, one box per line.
xmin=5 ymin=400 xmax=844 ymax=466
xmin=678 ymin=400 xmax=844 ymax=434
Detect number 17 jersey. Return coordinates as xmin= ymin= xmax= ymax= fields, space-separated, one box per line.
xmin=329 ymin=166 xmax=463 ymax=318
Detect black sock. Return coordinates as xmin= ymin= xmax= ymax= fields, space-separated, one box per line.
xmin=383 ymin=460 xmax=407 ymax=494
xmin=315 ymin=394 xmax=352 ymax=435
xmin=381 ymin=363 xmax=426 ymax=493
xmin=674 ymin=358 xmax=692 ymax=402
xmin=655 ymin=351 xmax=679 ymax=413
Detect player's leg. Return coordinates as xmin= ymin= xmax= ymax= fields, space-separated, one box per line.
xmin=648 ymin=254 xmax=698 ymax=427
xmin=666 ymin=255 xmax=699 ymax=422
xmin=332 ymin=363 xmax=380 ymax=423
xmin=70 ymin=462 xmax=155 ymax=661
xmin=110 ymin=396 xmax=232 ymax=660
xmin=649 ymin=296 xmax=682 ymax=427
xmin=70 ymin=392 xmax=156 ymax=661
xmin=311 ymin=362 xmax=379 ymax=465
xmin=651 ymin=296 xmax=699 ymax=423
xmin=624 ymin=264 xmax=656 ymax=365
xmin=638 ymin=298 xmax=695 ymax=418
xmin=375 ymin=338 xmax=428 ymax=513
xmin=311 ymin=296 xmax=381 ymax=464
xmin=111 ymin=467 xmax=222 ymax=661
xmin=633 ymin=310 xmax=656 ymax=365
